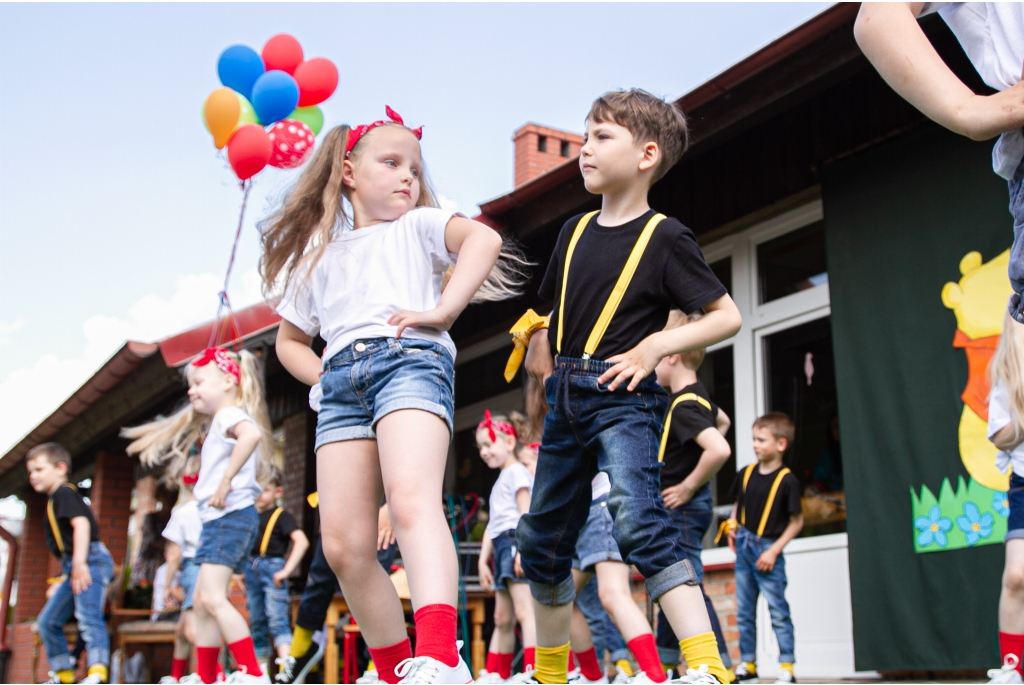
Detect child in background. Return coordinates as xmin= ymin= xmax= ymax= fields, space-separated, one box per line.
xmin=247 ymin=468 xmax=310 ymax=672
xmin=986 ymin=313 xmax=1024 ymax=684
xmin=726 ymin=414 xmax=804 ymax=684
xmin=124 ymin=347 xmax=274 ymax=684
xmin=475 ymin=412 xmax=536 ymax=683
xmin=28 ymin=443 xmax=115 ymax=685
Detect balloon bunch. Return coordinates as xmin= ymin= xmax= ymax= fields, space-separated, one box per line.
xmin=202 ymin=34 xmax=338 ymax=181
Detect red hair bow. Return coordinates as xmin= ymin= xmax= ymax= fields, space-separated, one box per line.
xmin=477 ymin=409 xmax=517 ymax=443
xmin=191 ymin=347 xmax=241 ymax=385
xmin=181 ymin=473 xmax=200 ymax=486
xmin=346 ymin=105 xmax=423 ymax=156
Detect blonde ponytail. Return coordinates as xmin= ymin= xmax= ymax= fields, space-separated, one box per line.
xmin=991 ymin=311 xmax=1024 ymax=444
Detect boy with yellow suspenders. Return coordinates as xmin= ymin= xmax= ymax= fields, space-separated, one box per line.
xmin=724 ymin=413 xmax=804 ymax=684
xmin=511 ymin=89 xmax=742 ymax=684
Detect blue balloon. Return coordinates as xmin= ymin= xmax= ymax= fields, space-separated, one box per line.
xmin=250 ymin=70 xmax=300 ymax=126
xmin=217 ymin=45 xmax=264 ymax=98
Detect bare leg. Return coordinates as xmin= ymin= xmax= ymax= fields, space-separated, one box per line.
xmin=510 ymin=582 xmax=537 ymax=649
xmin=194 ymin=564 xmax=250 ymax=646
xmin=1001 ymin=539 xmax=1024 ymax=633
xmin=317 ymin=439 xmax=407 ymax=648
xmin=656 ymin=585 xmax=712 ymax=641
xmin=174 ymin=609 xmax=193 ymax=660
xmin=492 ymin=589 xmax=517 ymax=653
xmin=594 ymin=561 xmax=653 ymax=642
xmin=534 ymin=602 xmax=573 ymax=648
xmin=570 ymin=569 xmax=596 ymax=652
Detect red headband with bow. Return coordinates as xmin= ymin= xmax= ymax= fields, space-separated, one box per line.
xmin=181 ymin=473 xmax=200 ymax=486
xmin=478 ymin=410 xmax=517 ymax=443
xmin=192 ymin=347 xmax=241 ymax=385
xmin=346 ymin=106 xmax=423 ymax=156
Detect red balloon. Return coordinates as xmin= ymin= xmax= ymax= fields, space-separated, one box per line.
xmin=268 ymin=120 xmax=316 ymax=169
xmin=294 ymin=58 xmax=338 ymax=107
xmin=262 ymin=34 xmax=304 ymax=75
xmin=227 ymin=124 xmax=272 ymax=180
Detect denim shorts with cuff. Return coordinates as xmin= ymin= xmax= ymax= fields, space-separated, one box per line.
xmin=491 ymin=528 xmax=527 ymax=588
xmin=1008 ymin=156 xmax=1024 ymax=323
xmin=1007 ymin=473 xmax=1024 ymax=541
xmin=572 ymin=494 xmax=622 ymax=572
xmin=316 ymin=337 xmax=455 ymax=450
xmin=180 ymin=557 xmax=199 ymax=610
xmin=195 ymin=505 xmax=259 ymax=574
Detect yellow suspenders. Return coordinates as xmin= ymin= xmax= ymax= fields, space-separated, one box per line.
xmin=556 ymin=211 xmax=667 ymax=366
xmin=47 ymin=483 xmax=79 ymax=556
xmin=259 ymin=507 xmax=284 ymax=556
xmin=657 ymin=393 xmax=713 ymax=462
xmin=739 ymin=464 xmax=792 ymax=537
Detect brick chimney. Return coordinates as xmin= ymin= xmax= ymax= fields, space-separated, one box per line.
xmin=513 ymin=123 xmax=584 ymax=188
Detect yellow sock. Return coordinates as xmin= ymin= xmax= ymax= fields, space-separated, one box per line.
xmin=366 ymin=659 xmax=375 ymax=672
xmin=535 ymin=643 xmax=570 ymax=684
xmin=780 ymin=662 xmax=794 ymax=674
xmin=291 ymin=626 xmax=314 ymax=658
xmin=726 ymin=666 xmax=737 ymax=682
xmin=680 ymin=633 xmax=728 ymax=683
xmin=56 ymin=670 xmax=75 ymax=684
xmin=88 ymin=664 xmax=108 ymax=682
xmin=745 ymin=661 xmax=757 ymax=674
xmin=616 ymin=659 xmax=634 ymax=677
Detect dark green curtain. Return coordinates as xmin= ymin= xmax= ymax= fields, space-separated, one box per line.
xmin=823 ymin=126 xmax=1012 ymax=671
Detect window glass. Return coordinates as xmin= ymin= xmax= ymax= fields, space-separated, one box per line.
xmin=709 ymin=257 xmax=732 ymax=295
xmin=698 ymin=346 xmax=735 ymax=509
xmin=756 ymin=220 xmax=828 ymax=304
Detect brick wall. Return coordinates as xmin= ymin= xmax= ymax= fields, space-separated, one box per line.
xmin=281 ymin=412 xmax=308 ymax=532
xmin=513 ymin=123 xmax=583 ymax=188
xmin=91 ymin=450 xmax=135 ymax=567
xmin=705 ymin=567 xmax=740 ymax=665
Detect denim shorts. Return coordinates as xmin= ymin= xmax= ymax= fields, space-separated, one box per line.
xmin=492 ymin=528 xmax=527 ymax=588
xmin=180 ymin=557 xmax=199 ymax=610
xmin=1008 ymin=473 xmax=1024 ymax=541
xmin=1008 ymin=157 xmax=1024 ymax=323
xmin=572 ymin=494 xmax=622 ymax=572
xmin=195 ymin=506 xmax=259 ymax=573
xmin=316 ymin=337 xmax=455 ymax=449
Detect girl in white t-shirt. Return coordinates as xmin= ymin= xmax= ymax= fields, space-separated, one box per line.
xmin=124 ymin=348 xmax=273 ymax=684
xmin=475 ymin=412 xmax=536 ymax=682
xmin=988 ymin=313 xmax=1024 ymax=683
xmin=263 ymin=107 xmax=525 ymax=684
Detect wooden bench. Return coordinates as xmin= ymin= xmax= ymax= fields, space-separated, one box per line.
xmin=112 ymin=610 xmax=178 ymax=684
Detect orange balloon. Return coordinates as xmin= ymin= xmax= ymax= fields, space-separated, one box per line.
xmin=204 ymin=87 xmax=242 ymax=149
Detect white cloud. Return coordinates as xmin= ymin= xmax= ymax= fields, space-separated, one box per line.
xmin=0 ymin=318 xmax=25 ymax=346
xmin=0 ymin=269 xmax=265 ymax=454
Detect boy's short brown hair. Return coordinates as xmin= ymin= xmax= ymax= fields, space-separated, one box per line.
xmin=588 ymin=88 xmax=689 ymax=182
xmin=752 ymin=412 xmax=796 ymax=446
xmin=663 ymin=309 xmax=706 ymax=370
xmin=262 ymin=465 xmax=284 ymax=489
xmin=26 ymin=442 xmax=72 ymax=471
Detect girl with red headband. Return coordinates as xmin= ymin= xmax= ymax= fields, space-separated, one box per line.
xmin=262 ymin=107 xmax=527 ymax=684
xmin=124 ymin=348 xmax=274 ymax=683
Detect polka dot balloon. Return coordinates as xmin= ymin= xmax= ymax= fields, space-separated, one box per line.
xmin=268 ymin=119 xmax=316 ymax=169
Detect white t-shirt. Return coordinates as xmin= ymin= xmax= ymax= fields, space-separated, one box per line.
xmin=923 ymin=3 xmax=1024 ymax=178
xmin=989 ymin=380 xmax=1024 ymax=477
xmin=591 ymin=471 xmax=610 ymax=500
xmin=277 ymin=207 xmax=459 ymax=365
xmin=194 ymin=406 xmax=262 ymax=523
xmin=162 ymin=500 xmax=202 ymax=559
xmin=487 ymin=462 xmax=534 ymax=538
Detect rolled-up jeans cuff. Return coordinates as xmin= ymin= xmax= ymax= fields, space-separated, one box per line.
xmin=741 ymin=652 xmax=756 ymax=664
xmin=779 ymin=654 xmax=795 ymax=665
xmin=721 ymin=651 xmax=733 ymax=668
xmin=1007 ymin=528 xmax=1024 ymax=542
xmin=49 ymin=653 xmax=74 ymax=672
xmin=645 ymin=559 xmax=697 ymax=601
xmin=658 ymin=646 xmax=680 ymax=665
xmin=87 ymin=648 xmax=110 ymax=667
xmin=611 ymin=648 xmax=630 ymax=663
xmin=529 ymin=576 xmax=576 ymax=606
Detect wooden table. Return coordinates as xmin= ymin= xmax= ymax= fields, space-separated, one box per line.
xmin=321 ymin=590 xmax=487 ymax=684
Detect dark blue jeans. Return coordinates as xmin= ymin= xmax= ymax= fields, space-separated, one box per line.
xmin=735 ymin=527 xmax=795 ymax=664
xmin=1009 ymin=157 xmax=1024 ymax=323
xmin=245 ymin=556 xmax=292 ymax=658
xmin=655 ymin=485 xmax=731 ymax=667
xmin=575 ymin=575 xmax=628 ymax=663
xmin=517 ymin=357 xmax=697 ymax=606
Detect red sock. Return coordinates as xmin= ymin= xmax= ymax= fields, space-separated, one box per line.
xmin=568 ymin=651 xmax=576 ymax=670
xmin=999 ymin=632 xmax=1024 ymax=674
xmin=227 ymin=636 xmax=263 ymax=676
xmin=574 ymin=647 xmax=604 ymax=682
xmin=523 ymin=647 xmax=535 ymax=670
xmin=485 ymin=652 xmax=514 ymax=679
xmin=171 ymin=658 xmax=188 ymax=680
xmin=196 ymin=646 xmax=219 ymax=684
xmin=413 ymin=604 xmax=459 ymax=667
xmin=216 ymin=661 xmax=224 ymax=678
xmin=628 ymin=634 xmax=666 ymax=682
xmin=369 ymin=638 xmax=412 ymax=685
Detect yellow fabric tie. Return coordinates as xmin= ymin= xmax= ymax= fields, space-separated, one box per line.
xmin=714 ymin=518 xmax=738 ymax=544
xmin=679 ymin=632 xmax=728 ymax=684
xmin=504 ymin=309 xmax=550 ymax=382
xmin=535 ymin=643 xmax=571 ymax=684
xmin=307 ymin=492 xmax=319 ymax=509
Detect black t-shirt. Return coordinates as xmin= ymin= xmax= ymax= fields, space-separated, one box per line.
xmin=251 ymin=508 xmax=298 ymax=558
xmin=538 ymin=210 xmax=726 ymax=361
xmin=45 ymin=485 xmax=100 ymax=559
xmin=660 ymin=382 xmax=718 ymax=489
xmin=730 ymin=464 xmax=802 ymax=539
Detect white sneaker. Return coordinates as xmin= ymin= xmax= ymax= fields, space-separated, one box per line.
xmin=178 ymin=675 xmax=205 ymax=684
xmin=43 ymin=674 xmax=63 ymax=685
xmin=395 ymin=654 xmax=473 ymax=683
xmin=226 ymin=665 xmax=272 ymax=683
xmin=626 ymin=672 xmax=664 ymax=684
xmin=356 ymin=670 xmax=385 ymax=684
xmin=508 ymin=667 xmax=540 ymax=683
xmin=159 ymin=678 xmax=180 ymax=684
xmin=989 ymin=655 xmax=1024 ymax=684
xmin=78 ymin=675 xmax=105 ymax=685
xmin=474 ymin=670 xmax=507 ymax=683
xmin=773 ymin=668 xmax=795 ymax=684
xmin=572 ymin=668 xmax=609 ymax=684
xmin=671 ymin=665 xmax=721 ymax=684
xmin=612 ymin=666 xmax=633 ymax=684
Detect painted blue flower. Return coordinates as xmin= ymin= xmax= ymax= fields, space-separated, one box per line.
xmin=915 ymin=505 xmax=952 ymax=548
xmin=957 ymin=502 xmax=994 ymax=546
xmin=993 ymin=491 xmax=1011 ymax=519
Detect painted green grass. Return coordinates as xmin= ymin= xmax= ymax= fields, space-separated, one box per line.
xmin=910 ymin=476 xmax=1008 ymax=553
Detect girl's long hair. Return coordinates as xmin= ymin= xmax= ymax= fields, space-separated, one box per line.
xmin=991 ymin=311 xmax=1024 ymax=445
xmin=122 ymin=349 xmax=273 ymax=485
xmin=259 ymin=123 xmax=529 ymax=302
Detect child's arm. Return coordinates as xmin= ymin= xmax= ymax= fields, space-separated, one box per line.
xmin=661 ymin=427 xmax=731 ymax=508
xmin=715 ymin=408 xmax=731 ymax=437
xmin=389 ymin=217 xmax=503 ymax=338
xmin=854 ymin=3 xmax=1024 ymax=141
xmin=164 ymin=541 xmax=182 ymax=608
xmin=755 ymin=512 xmax=804 ymax=573
xmin=276 ymin=321 xmax=322 ymax=386
xmin=69 ymin=516 xmax=92 ymax=595
xmin=274 ymin=528 xmax=310 ymax=588
xmin=992 ymin=423 xmax=1024 ymax=453
xmin=378 ymin=503 xmax=396 ymax=551
xmin=515 ymin=487 xmax=531 ymax=516
xmin=477 ymin=534 xmax=494 ymax=592
xmin=727 ymin=503 xmax=739 ymax=552
xmin=209 ymin=420 xmax=262 ymax=509
xmin=600 ymin=293 xmax=742 ymax=391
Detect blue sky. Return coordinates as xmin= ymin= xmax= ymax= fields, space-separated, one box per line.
xmin=0 ymin=2 xmax=831 ymax=453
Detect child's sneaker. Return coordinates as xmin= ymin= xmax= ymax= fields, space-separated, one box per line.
xmin=394 ymin=655 xmax=473 ymax=684
xmin=989 ymin=655 xmax=1024 ymax=684
xmin=732 ymin=662 xmax=757 ymax=682
xmin=78 ymin=675 xmax=105 ymax=685
xmin=356 ymin=670 xmax=384 ymax=684
xmin=773 ymin=670 xmax=796 ymax=684
xmin=159 ymin=678 xmax=180 ymax=684
xmin=474 ymin=670 xmax=506 ymax=683
xmin=670 ymin=665 xmax=721 ymax=684
xmin=177 ymin=675 xmax=205 ymax=684
xmin=226 ymin=665 xmax=272 ymax=683
xmin=276 ymin=641 xmax=326 ymax=684
xmin=611 ymin=666 xmax=633 ymax=684
xmin=626 ymin=673 xmax=664 ymax=684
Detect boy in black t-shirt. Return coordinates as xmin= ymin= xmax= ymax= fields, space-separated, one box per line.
xmin=518 ymin=89 xmax=743 ymax=684
xmin=245 ymin=468 xmax=310 ymax=668
xmin=726 ymin=414 xmax=804 ymax=684
xmin=27 ymin=442 xmax=114 ymax=684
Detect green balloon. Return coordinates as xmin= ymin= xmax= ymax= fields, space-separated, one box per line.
xmin=236 ymin=93 xmax=257 ymax=127
xmin=289 ymin=106 xmax=324 ymax=136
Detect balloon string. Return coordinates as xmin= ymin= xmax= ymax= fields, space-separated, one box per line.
xmin=207 ymin=180 xmax=252 ymax=350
